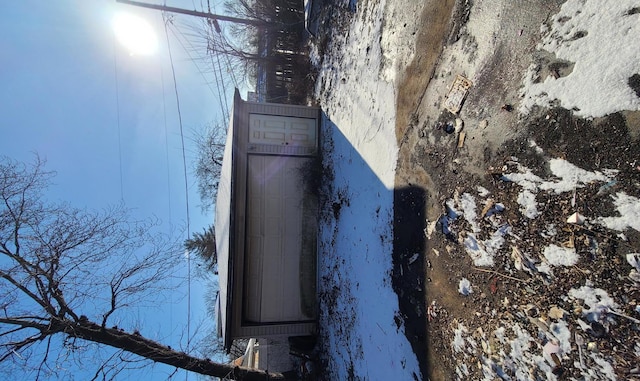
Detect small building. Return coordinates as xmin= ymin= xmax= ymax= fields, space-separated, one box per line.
xmin=216 ymin=90 xmax=320 ymax=351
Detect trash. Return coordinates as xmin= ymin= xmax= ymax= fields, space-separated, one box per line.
xmin=626 ymin=253 xmax=640 ymax=270
xmin=457 ymin=131 xmax=466 ymax=148
xmin=424 ymin=220 xmax=437 ymax=239
xmin=566 ymin=212 xmax=585 ymax=224
xmin=587 ymin=342 xmax=598 ymax=351
xmin=575 ymin=333 xmax=585 ymax=368
xmin=548 ymin=306 xmax=566 ymax=319
xmin=455 ymin=118 xmax=464 ymax=133
xmin=543 ymin=340 xmax=560 ymax=356
xmin=458 ymin=278 xmax=473 ymax=296
xmin=511 ymin=246 xmax=536 ymax=274
xmin=480 ymin=199 xmax=495 ymax=217
xmin=485 ymin=203 xmax=505 ymax=217
xmin=427 ymin=301 xmax=438 ymax=322
xmin=479 ymin=119 xmax=488 ymax=129
xmin=437 ymin=202 xmax=460 ymax=241
xmin=408 ymin=253 xmax=419 ymax=265
xmin=596 ymin=180 xmax=618 ymax=196
xmin=443 ymin=74 xmax=473 ymax=114
xmin=543 ymin=340 xmax=562 ymax=372
xmin=444 ymin=121 xmax=455 ymax=134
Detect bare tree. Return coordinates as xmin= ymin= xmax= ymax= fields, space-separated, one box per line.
xmin=0 ymin=156 xmax=284 ymax=380
xmin=193 ymin=121 xmax=226 ymax=212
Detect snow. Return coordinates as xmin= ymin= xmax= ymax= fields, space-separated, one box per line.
xmin=569 ymin=285 xmax=618 ymax=322
xmin=543 ymin=244 xmax=579 ymax=267
xmin=464 ymin=229 xmax=507 ymax=267
xmin=458 ymin=278 xmax=473 ymax=296
xmin=314 ymin=0 xmax=425 ymax=379
xmin=501 ymin=158 xmax=640 ymax=237
xmin=459 ymin=193 xmax=480 ymax=233
xmin=540 ymin=158 xmax=610 ymax=193
xmin=599 ymin=192 xmax=640 ymax=232
xmin=452 ymin=323 xmax=468 ymax=353
xmin=627 ymin=253 xmax=640 ymax=270
xmin=520 ymin=0 xmax=640 ymax=117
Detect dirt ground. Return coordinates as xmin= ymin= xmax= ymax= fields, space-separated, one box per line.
xmin=393 ymin=0 xmax=640 ymax=380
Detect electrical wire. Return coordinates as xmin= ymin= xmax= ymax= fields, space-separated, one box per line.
xmin=162 ymin=11 xmax=192 ymax=362
xmin=167 ymin=21 xmax=230 ymax=121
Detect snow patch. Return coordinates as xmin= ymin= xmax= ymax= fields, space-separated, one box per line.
xmin=569 ymin=285 xmax=618 ymax=322
xmin=520 ymin=0 xmax=640 ymax=117
xmin=598 ymin=192 xmax=640 ymax=232
xmin=458 ymin=278 xmax=473 ymax=296
xmin=543 ymin=244 xmax=579 ymax=267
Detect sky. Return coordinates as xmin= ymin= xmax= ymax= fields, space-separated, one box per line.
xmin=0 ymin=0 xmax=237 ymax=378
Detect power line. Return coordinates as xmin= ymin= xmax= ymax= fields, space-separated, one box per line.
xmin=162 ymin=11 xmax=192 ymax=364
xmin=166 ymin=22 xmax=229 ymax=120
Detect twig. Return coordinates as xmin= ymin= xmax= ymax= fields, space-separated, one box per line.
xmin=608 ymin=309 xmax=640 ymax=324
xmin=473 ymin=267 xmax=528 ymax=283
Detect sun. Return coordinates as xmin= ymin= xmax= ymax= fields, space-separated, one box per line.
xmin=112 ymin=12 xmax=158 ymax=56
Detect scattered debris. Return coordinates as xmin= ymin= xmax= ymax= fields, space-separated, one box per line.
xmin=443 ymin=74 xmax=472 ymax=114
xmin=444 ymin=121 xmax=455 ymax=134
xmin=548 ymin=306 xmax=566 ymax=320
xmin=457 ymin=131 xmax=466 ymax=148
xmin=566 ymin=212 xmax=585 ymax=224
xmin=427 ymin=301 xmax=439 ymax=322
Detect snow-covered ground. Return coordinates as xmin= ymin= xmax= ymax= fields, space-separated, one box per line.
xmin=520 ymin=0 xmax=640 ymax=117
xmin=312 ymin=0 xmax=425 ymax=379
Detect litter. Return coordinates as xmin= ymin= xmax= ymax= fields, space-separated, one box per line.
xmin=548 ymin=306 xmax=566 ymax=319
xmin=444 ymin=121 xmax=455 ymax=134
xmin=485 ymin=203 xmax=505 ymax=217
xmin=596 ymin=180 xmax=618 ymax=196
xmin=626 ymin=253 xmax=640 ymax=270
xmin=443 ymin=74 xmax=472 ymax=114
xmin=566 ymin=212 xmax=585 ymax=224
xmin=457 ymin=131 xmax=466 ymax=148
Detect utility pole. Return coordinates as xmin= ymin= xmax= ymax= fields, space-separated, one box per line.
xmin=115 ymin=0 xmax=264 ymax=28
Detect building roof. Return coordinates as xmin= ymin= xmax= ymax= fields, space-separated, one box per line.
xmin=215 ymin=90 xmax=240 ymax=350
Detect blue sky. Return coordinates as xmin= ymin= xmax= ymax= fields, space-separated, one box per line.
xmin=1 ymin=0 xmax=233 ymax=378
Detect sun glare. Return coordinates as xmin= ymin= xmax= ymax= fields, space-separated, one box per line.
xmin=112 ymin=12 xmax=158 ymax=56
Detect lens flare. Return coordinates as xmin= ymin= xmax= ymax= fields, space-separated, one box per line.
xmin=112 ymin=12 xmax=158 ymax=56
